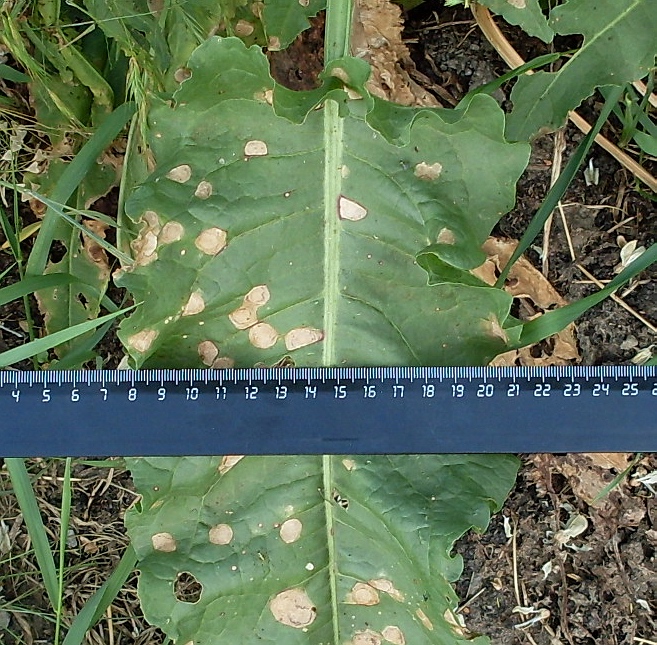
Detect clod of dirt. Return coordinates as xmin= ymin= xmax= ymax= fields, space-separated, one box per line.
xmin=381 ymin=625 xmax=405 ymax=645
xmin=151 ymin=532 xmax=177 ymax=552
xmin=269 ymin=588 xmax=317 ymax=628
xmin=345 ymin=582 xmax=380 ymax=606
xmin=166 ymin=164 xmax=192 ymax=183
xmin=182 ymin=291 xmax=205 ymax=316
xmin=208 ymin=524 xmax=233 ymax=545
xmin=338 ymin=196 xmax=368 ymax=221
xmin=279 ymin=518 xmax=303 ymax=544
xmin=249 ymin=322 xmax=279 ymax=349
xmin=194 ymin=181 xmax=213 ymax=199
xmin=127 ymin=329 xmax=158 ymax=353
xmin=195 ymin=227 xmax=227 ymax=256
xmin=244 ymin=140 xmax=268 ymax=157
xmin=414 ymin=162 xmax=442 ymax=180
xmin=415 ymin=608 xmax=433 ymax=630
xmin=218 ymin=455 xmax=244 ymax=475
xmin=368 ymin=579 xmax=404 ymax=602
xmin=284 ymin=327 xmax=324 ymax=350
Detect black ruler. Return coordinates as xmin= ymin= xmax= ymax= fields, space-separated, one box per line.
xmin=1 ymin=366 xmax=655 ymax=457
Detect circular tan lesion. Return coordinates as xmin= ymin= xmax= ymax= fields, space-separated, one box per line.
xmin=244 ymin=140 xmax=268 ymax=157
xmin=159 ymin=221 xmax=184 ymax=244
xmin=182 ymin=291 xmax=205 ymax=316
xmin=279 ymin=518 xmax=302 ymax=544
xmin=166 ymin=164 xmax=192 ymax=183
xmin=195 ymin=228 xmax=227 ymax=255
xmin=208 ymin=523 xmax=233 ymax=545
xmin=414 ymin=161 xmax=443 ymax=180
xmin=249 ymin=322 xmax=279 ymax=349
xmin=338 ymin=196 xmax=368 ymax=221
xmin=284 ymin=327 xmax=324 ymax=351
xmin=151 ymin=532 xmax=176 ymax=552
xmin=128 ymin=329 xmax=159 ymax=353
xmin=382 ymin=626 xmax=405 ymax=645
xmin=345 ymin=582 xmax=380 ymax=606
xmin=198 ymin=340 xmax=219 ymax=366
xmin=194 ymin=181 xmax=213 ymax=200
xmin=269 ymin=588 xmax=316 ymax=628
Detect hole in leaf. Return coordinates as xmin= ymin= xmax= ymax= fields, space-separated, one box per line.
xmin=174 ymin=571 xmax=203 ymax=604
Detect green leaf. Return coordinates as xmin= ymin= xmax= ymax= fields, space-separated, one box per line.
xmin=506 ymin=0 xmax=657 ymax=141
xmin=263 ymin=0 xmax=326 ymax=50
xmin=116 ymin=37 xmax=530 ymax=368
xmin=125 ymin=454 xmax=519 ymax=644
xmin=478 ymin=0 xmax=554 ymax=43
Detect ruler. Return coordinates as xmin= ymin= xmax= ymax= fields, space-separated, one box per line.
xmin=1 ymin=366 xmax=655 ymax=457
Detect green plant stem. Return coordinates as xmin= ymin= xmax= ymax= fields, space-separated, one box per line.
xmin=324 ymin=0 xmax=355 ymax=64
xmin=54 ymin=458 xmax=72 ymax=645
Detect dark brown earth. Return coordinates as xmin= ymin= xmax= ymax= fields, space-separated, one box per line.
xmin=1 ymin=2 xmax=656 ymax=644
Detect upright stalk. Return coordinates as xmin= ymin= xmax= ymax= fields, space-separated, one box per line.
xmin=324 ymin=0 xmax=355 ymax=64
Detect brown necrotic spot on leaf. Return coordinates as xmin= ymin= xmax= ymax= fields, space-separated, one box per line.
xmin=235 ymin=19 xmax=254 ymax=36
xmin=507 ymin=0 xmax=526 ymax=7
xmin=345 ymin=582 xmax=380 ymax=606
xmin=415 ymin=608 xmax=433 ymax=631
xmin=482 ymin=313 xmax=508 ymax=343
xmin=198 ymin=340 xmax=219 ymax=366
xmin=368 ymin=579 xmax=404 ymax=602
xmin=279 ymin=518 xmax=303 ymax=544
xmin=414 ymin=161 xmax=442 ymax=180
xmin=174 ymin=571 xmax=202 ymax=603
xmin=382 ymin=626 xmax=405 ymax=645
xmin=194 ymin=181 xmax=213 ymax=200
xmin=128 ymin=329 xmax=159 ymax=354
xmin=212 ymin=356 xmax=235 ymax=369
xmin=166 ymin=164 xmax=192 ymax=183
xmin=330 ymin=66 xmax=351 ymax=84
xmin=209 ymin=523 xmax=233 ymax=545
xmin=249 ymin=322 xmax=279 ymax=349
xmin=436 ymin=228 xmax=456 ymax=245
xmin=132 ymin=210 xmax=161 ymax=266
xmin=270 ymin=588 xmax=316 ymax=628
xmin=81 ymin=219 xmax=110 ymax=279
xmin=195 ymin=227 xmax=227 ymax=255
xmin=298 ymin=0 xmax=309 ymax=5
xmin=245 ymin=285 xmax=270 ymax=306
xmin=284 ymin=327 xmax=324 ymax=351
xmin=244 ymin=140 xmax=268 ymax=157
xmin=229 ymin=306 xmax=259 ymax=330
xmin=219 ymin=455 xmax=244 ymax=474
xmin=342 ymin=458 xmax=356 ymax=471
xmin=182 ymin=291 xmax=205 ymax=316
xmin=174 ymin=67 xmax=192 ymax=83
xmin=350 ymin=629 xmax=383 ymax=645
xmin=151 ymin=532 xmax=176 ymax=552
xmin=267 ymin=36 xmax=281 ymax=51
xmin=338 ymin=196 xmax=367 ymax=221
xmin=159 ymin=221 xmax=184 ymax=244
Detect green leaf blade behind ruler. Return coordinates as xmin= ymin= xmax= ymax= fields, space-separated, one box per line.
xmin=116 ymin=37 xmax=529 ymax=369
xmin=120 ymin=36 xmax=526 ymax=644
xmin=506 ymin=0 xmax=657 ymax=141
xmin=126 ymin=454 xmax=519 ymax=644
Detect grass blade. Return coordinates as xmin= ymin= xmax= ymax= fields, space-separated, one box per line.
xmin=25 ymin=101 xmax=135 ymax=277
xmin=495 ymin=85 xmax=625 ymax=287
xmin=54 ymin=458 xmax=72 ymax=645
xmin=4 ymin=459 xmax=60 ymax=609
xmin=0 ymin=274 xmax=83 ymax=308
xmin=61 ymin=545 xmax=137 ymax=645
xmin=0 ymin=304 xmax=136 ymax=368
xmin=515 ymin=243 xmax=657 ymax=347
